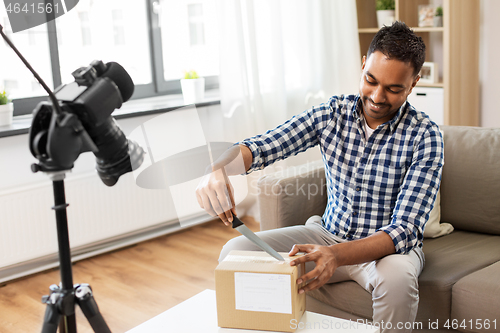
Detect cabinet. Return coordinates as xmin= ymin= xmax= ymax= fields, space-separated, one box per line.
xmin=355 ymin=0 xmax=480 ymax=126
xmin=408 ymin=87 xmax=444 ymax=125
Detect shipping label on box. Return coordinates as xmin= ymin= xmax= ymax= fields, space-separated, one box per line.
xmin=215 ymin=250 xmax=306 ymax=332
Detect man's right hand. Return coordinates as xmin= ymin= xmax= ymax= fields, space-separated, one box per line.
xmin=196 ymin=167 xmax=236 ymax=226
xmin=195 ymin=144 xmax=253 ymax=226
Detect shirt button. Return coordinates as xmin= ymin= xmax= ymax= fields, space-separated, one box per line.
xmin=356 ymin=187 xmax=361 ymax=191
xmin=353 ymin=212 xmax=358 ymax=216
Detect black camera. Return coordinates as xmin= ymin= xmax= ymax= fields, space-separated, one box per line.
xmin=29 ymin=60 xmax=144 ymax=186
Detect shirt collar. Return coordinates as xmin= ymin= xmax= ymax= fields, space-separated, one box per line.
xmin=352 ymin=95 xmax=408 ymax=133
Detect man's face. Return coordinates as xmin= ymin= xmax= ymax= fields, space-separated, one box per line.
xmin=359 ymin=51 xmax=419 ymax=128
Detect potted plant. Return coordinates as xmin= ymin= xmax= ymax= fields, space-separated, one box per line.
xmin=0 ymin=90 xmax=13 ymax=127
xmin=180 ymin=70 xmax=205 ymax=104
xmin=376 ymin=0 xmax=395 ymax=28
xmin=434 ymin=6 xmax=443 ymax=27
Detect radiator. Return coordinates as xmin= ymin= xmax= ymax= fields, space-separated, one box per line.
xmin=0 ymin=171 xmax=207 ymax=283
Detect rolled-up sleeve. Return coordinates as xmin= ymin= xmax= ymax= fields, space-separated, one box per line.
xmin=237 ymin=100 xmax=334 ymax=174
xmin=378 ymin=125 xmax=444 ymax=254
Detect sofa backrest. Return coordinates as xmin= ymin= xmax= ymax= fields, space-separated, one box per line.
xmin=440 ymin=126 xmax=500 ymax=235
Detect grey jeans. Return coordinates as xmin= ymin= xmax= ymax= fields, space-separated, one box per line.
xmin=219 ymin=215 xmax=425 ymax=333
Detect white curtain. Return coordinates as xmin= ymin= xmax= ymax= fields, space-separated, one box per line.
xmin=217 ymin=0 xmax=361 ymax=142
xmin=215 ymin=0 xmax=361 ymax=218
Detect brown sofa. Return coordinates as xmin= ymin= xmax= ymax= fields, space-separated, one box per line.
xmin=257 ymin=126 xmax=500 ymax=333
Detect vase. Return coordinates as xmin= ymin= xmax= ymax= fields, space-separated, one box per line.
xmin=434 ymin=16 xmax=443 ymax=27
xmin=376 ymin=10 xmax=395 ymax=28
xmin=180 ymin=77 xmax=205 ymax=104
xmin=0 ymin=102 xmax=13 ymax=126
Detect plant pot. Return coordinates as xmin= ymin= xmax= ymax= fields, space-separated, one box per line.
xmin=376 ymin=10 xmax=395 ymax=28
xmin=0 ymin=103 xmax=13 ymax=127
xmin=180 ymin=77 xmax=205 ymax=104
xmin=434 ymin=16 xmax=443 ymax=27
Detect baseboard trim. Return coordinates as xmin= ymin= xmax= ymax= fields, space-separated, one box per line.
xmin=0 ymin=215 xmax=213 ymax=284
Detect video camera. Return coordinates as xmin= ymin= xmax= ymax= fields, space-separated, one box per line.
xmin=29 ymin=60 xmax=144 ymax=186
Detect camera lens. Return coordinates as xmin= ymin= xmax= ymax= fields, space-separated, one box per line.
xmin=87 ymin=117 xmax=144 ymax=186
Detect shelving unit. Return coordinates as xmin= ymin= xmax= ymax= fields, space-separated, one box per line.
xmin=355 ymin=0 xmax=480 ymax=126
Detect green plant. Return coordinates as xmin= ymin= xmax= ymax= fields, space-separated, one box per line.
xmin=183 ymin=70 xmax=200 ymax=80
xmin=435 ymin=6 xmax=443 ymax=17
xmin=376 ymin=0 xmax=395 ymax=11
xmin=0 ymin=90 xmax=10 ymax=105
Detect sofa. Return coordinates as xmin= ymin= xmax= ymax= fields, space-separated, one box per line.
xmin=257 ymin=126 xmax=500 ymax=333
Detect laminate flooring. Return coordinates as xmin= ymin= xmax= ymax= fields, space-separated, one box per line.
xmin=0 ymin=216 xmax=260 ymax=333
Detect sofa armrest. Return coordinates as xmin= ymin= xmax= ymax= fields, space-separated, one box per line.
xmin=257 ymin=161 xmax=327 ymax=231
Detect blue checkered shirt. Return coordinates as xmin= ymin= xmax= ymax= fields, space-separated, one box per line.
xmin=239 ymin=94 xmax=444 ymax=254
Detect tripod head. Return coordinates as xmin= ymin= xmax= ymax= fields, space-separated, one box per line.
xmin=29 ymin=102 xmax=98 ymax=173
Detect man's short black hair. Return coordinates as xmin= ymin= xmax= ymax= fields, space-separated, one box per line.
xmin=367 ymin=21 xmax=426 ymax=77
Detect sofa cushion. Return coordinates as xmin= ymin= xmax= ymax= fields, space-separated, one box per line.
xmin=417 ymin=231 xmax=500 ymax=326
xmin=440 ymin=126 xmax=500 ymax=235
xmin=308 ymin=231 xmax=500 ymax=325
xmin=451 ymin=262 xmax=500 ymax=333
xmin=423 ymin=190 xmax=454 ymax=238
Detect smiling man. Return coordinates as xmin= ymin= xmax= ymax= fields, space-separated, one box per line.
xmin=196 ymin=21 xmax=444 ymax=333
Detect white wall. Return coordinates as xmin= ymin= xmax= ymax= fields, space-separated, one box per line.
xmin=0 ymin=114 xmax=178 ymax=271
xmin=0 ymin=105 xmax=248 ymax=276
xmin=479 ymin=0 xmax=500 ymax=128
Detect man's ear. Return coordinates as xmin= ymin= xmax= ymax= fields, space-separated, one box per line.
xmin=413 ymin=74 xmax=420 ymax=87
xmin=408 ymin=74 xmax=420 ymax=95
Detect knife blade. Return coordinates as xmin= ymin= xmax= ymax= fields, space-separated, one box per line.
xmin=231 ymin=215 xmax=285 ymax=261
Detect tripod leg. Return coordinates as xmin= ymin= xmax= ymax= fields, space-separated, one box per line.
xmin=59 ymin=314 xmax=77 ymax=333
xmin=75 ymin=284 xmax=112 ymax=333
xmin=41 ymin=284 xmax=77 ymax=333
xmin=41 ymin=299 xmax=61 ymax=333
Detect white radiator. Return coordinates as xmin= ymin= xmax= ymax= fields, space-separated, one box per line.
xmin=0 ymin=105 xmax=251 ymax=283
xmin=0 ymin=171 xmax=201 ymax=283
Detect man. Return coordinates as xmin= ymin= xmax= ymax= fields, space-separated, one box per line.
xmin=196 ymin=21 xmax=443 ymax=333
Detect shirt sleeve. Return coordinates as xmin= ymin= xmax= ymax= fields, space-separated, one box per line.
xmin=236 ymin=98 xmax=335 ymax=174
xmin=378 ymin=124 xmax=444 ymax=254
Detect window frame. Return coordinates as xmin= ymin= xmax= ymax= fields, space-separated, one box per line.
xmin=10 ymin=0 xmax=219 ymax=117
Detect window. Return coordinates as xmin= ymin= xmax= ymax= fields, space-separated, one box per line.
xmin=78 ymin=12 xmax=92 ymax=46
xmin=112 ymin=9 xmax=126 ymax=46
xmin=188 ymin=4 xmax=206 ymax=46
xmin=0 ymin=12 xmax=54 ymax=101
xmin=0 ymin=0 xmax=219 ymax=116
xmin=56 ymin=1 xmax=153 ymax=86
xmin=27 ymin=30 xmax=36 ymax=46
xmin=159 ymin=0 xmax=219 ymax=82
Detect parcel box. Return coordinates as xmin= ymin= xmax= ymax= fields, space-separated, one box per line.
xmin=215 ymin=250 xmax=306 ymax=332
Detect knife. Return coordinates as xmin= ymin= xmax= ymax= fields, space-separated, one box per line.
xmin=231 ymin=215 xmax=285 ymax=261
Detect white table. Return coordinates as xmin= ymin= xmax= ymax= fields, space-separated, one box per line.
xmin=126 ymin=289 xmax=379 ymax=333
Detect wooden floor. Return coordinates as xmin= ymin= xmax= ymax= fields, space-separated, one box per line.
xmin=0 ymin=216 xmax=260 ymax=333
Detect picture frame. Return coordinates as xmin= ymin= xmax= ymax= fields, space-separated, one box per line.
xmin=418 ymin=5 xmax=435 ymax=27
xmin=419 ymin=62 xmax=438 ymax=84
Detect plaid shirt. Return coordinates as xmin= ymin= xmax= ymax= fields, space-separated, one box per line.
xmin=239 ymin=94 xmax=444 ymax=254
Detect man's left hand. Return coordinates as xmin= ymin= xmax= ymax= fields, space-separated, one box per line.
xmin=289 ymin=244 xmax=338 ymax=294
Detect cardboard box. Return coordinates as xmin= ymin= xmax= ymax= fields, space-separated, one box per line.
xmin=215 ymin=250 xmax=306 ymax=332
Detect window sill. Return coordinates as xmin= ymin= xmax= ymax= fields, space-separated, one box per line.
xmin=0 ymin=89 xmax=221 ymax=138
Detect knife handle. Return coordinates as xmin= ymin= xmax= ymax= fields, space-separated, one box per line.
xmin=231 ymin=215 xmax=244 ymax=228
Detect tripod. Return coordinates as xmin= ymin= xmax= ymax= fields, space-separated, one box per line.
xmin=1 ymin=20 xmax=137 ymax=333
xmin=39 ymin=171 xmax=111 ymax=333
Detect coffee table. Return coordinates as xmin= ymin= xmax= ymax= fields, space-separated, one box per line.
xmin=126 ymin=289 xmax=379 ymax=333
